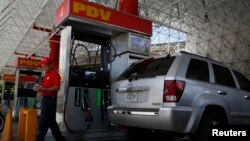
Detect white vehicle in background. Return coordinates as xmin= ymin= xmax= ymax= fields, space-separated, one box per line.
xmin=108 ymin=51 xmax=250 ymax=141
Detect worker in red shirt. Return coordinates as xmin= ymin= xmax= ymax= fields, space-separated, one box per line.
xmin=33 ymin=56 xmax=65 ymax=141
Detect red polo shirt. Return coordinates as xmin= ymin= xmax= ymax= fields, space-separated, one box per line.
xmin=41 ymin=69 xmax=60 ymax=96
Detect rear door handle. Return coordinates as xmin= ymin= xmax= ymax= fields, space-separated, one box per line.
xmin=218 ymin=91 xmax=227 ymax=95
xmin=244 ymin=96 xmax=250 ymax=100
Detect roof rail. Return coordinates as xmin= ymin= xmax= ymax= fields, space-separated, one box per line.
xmin=179 ymin=51 xmax=224 ymax=65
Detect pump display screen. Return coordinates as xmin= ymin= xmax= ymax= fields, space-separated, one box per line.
xmin=130 ymin=34 xmax=150 ymax=55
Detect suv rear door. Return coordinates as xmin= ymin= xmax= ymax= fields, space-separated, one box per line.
xmin=111 ymin=56 xmax=176 ymax=109
xmin=211 ymin=63 xmax=245 ymax=123
xmin=233 ymin=70 xmax=250 ymax=123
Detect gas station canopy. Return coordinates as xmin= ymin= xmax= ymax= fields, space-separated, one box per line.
xmin=0 ymin=0 xmax=250 ymax=77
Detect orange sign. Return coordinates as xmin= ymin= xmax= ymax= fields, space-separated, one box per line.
xmin=55 ymin=0 xmax=152 ymax=36
xmin=3 ymin=74 xmax=16 ymax=81
xmin=17 ymin=58 xmax=41 ymax=68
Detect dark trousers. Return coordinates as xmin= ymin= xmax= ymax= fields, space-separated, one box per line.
xmin=36 ymin=96 xmax=64 ymax=141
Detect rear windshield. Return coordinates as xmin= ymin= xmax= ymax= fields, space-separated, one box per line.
xmin=116 ymin=57 xmax=176 ymax=81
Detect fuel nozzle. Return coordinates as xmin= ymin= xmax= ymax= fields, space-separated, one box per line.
xmin=85 ymin=108 xmax=93 ymax=125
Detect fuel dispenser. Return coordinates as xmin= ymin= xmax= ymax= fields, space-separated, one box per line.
xmin=1 ymin=74 xmax=16 ymax=113
xmin=12 ymin=58 xmax=43 ymax=120
xmin=67 ymin=67 xmax=111 ymax=132
xmin=2 ymin=82 xmax=14 ymax=108
xmin=55 ymin=0 xmax=152 ymax=134
xmin=12 ymin=69 xmax=42 ymax=120
xmin=58 ymin=26 xmax=112 ymax=132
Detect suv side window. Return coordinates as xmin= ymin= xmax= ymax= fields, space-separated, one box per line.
xmin=233 ymin=70 xmax=250 ymax=92
xmin=212 ymin=64 xmax=236 ymax=88
xmin=186 ymin=58 xmax=209 ymax=82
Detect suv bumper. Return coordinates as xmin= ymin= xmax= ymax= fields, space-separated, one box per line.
xmin=108 ymin=106 xmax=200 ymax=133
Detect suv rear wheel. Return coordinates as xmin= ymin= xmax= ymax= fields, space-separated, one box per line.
xmin=190 ymin=112 xmax=226 ymax=141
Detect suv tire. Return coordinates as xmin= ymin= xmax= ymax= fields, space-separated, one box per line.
xmin=190 ymin=112 xmax=226 ymax=141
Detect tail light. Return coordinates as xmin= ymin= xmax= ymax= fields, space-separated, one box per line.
xmin=163 ymin=80 xmax=185 ymax=103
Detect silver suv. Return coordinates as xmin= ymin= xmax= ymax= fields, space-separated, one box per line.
xmin=108 ymin=51 xmax=250 ymax=141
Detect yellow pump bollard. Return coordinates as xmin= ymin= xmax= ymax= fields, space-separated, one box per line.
xmin=18 ymin=108 xmax=28 ymax=141
xmin=0 ymin=109 xmax=13 ymax=141
xmin=18 ymin=108 xmax=38 ymax=141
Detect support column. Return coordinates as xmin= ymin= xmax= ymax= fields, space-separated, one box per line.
xmin=49 ymin=34 xmax=60 ymax=70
